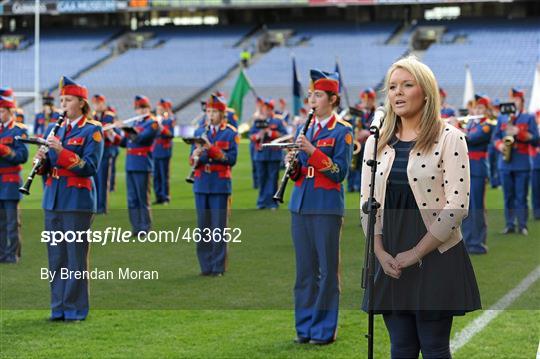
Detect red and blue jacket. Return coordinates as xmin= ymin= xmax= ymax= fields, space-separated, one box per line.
xmin=34 ymin=111 xmax=61 ymax=137
xmin=120 ymin=115 xmax=159 ymax=172
xmin=249 ymin=117 xmax=287 ymax=162
xmin=39 ymin=118 xmax=104 ymax=212
xmin=190 ymin=122 xmax=239 ymax=194
xmin=289 ymin=114 xmax=353 ymax=216
xmin=0 ymin=120 xmax=29 ymax=201
xmin=465 ymin=117 xmax=495 ymax=177
xmin=152 ymin=114 xmax=175 ymax=159
xmin=494 ymin=112 xmax=539 ymax=171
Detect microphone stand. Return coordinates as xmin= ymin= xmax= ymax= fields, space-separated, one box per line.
xmin=361 ymin=121 xmax=383 ymax=359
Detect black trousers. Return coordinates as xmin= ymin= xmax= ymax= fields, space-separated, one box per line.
xmin=383 ymin=313 xmax=453 ymax=359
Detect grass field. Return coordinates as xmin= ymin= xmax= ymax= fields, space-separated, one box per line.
xmin=1 ymin=139 xmax=538 ymax=358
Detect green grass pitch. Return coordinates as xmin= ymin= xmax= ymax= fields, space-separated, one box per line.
xmin=1 ymin=139 xmax=538 ymax=358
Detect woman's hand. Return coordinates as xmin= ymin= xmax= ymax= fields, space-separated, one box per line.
xmin=375 ymin=250 xmax=401 ymax=279
xmin=395 ymin=249 xmax=420 ymax=269
xmin=46 ymin=137 xmax=63 ymax=154
xmin=295 ymin=135 xmax=316 ymax=156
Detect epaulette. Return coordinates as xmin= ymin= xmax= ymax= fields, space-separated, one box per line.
xmin=104 ymin=110 xmax=116 ymax=117
xmin=336 ymin=119 xmax=352 ymax=128
xmin=226 ymin=124 xmax=238 ymax=132
xmin=14 ymin=122 xmax=27 ymax=129
xmin=226 ymin=107 xmax=236 ymax=114
xmin=86 ymin=119 xmax=103 ymax=127
xmin=274 ymin=113 xmax=284 ymax=120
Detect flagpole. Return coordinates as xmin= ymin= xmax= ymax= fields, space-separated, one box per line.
xmin=335 ymin=56 xmax=351 ymax=109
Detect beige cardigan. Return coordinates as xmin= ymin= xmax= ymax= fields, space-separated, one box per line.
xmin=360 ymin=123 xmax=470 ymax=253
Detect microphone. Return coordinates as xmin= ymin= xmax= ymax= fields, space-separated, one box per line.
xmin=369 ymin=106 xmax=386 ymax=133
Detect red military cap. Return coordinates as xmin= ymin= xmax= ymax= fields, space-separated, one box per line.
xmin=510 ymin=88 xmax=525 ymax=98
xmin=474 ymin=94 xmax=491 ymax=107
xmin=92 ymin=94 xmax=106 ymax=103
xmin=310 ymin=69 xmax=339 ymax=94
xmin=206 ymin=94 xmax=227 ymax=112
xmin=439 ymin=87 xmax=447 ymax=98
xmin=134 ymin=95 xmax=151 ymax=108
xmin=0 ymin=95 xmax=15 ymax=109
xmin=59 ymin=76 xmax=88 ymax=100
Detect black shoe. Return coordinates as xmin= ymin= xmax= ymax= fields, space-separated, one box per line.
xmin=212 ymin=272 xmax=224 ymax=277
xmin=294 ymin=336 xmax=310 ymax=344
xmin=199 ymin=271 xmax=212 ymax=276
xmin=519 ymin=228 xmax=528 ymax=236
xmin=152 ymin=200 xmax=164 ymax=205
xmin=48 ymin=316 xmax=64 ymax=322
xmin=309 ymin=339 xmax=335 ymax=345
xmin=64 ymin=319 xmax=82 ymax=323
xmin=501 ymin=227 xmax=515 ymax=234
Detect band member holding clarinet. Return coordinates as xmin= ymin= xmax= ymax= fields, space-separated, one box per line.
xmin=249 ymin=98 xmax=287 ymax=209
xmin=33 ymin=76 xmax=104 ymax=321
xmin=461 ymin=94 xmax=495 ymax=255
xmin=152 ymin=98 xmax=175 ymax=205
xmin=189 ymin=94 xmax=238 ymax=276
xmin=286 ymin=69 xmax=352 ymax=345
xmin=121 ymin=95 xmax=159 ymax=236
xmin=493 ymin=88 xmax=539 ymax=235
xmin=92 ymin=94 xmax=121 ymax=214
xmin=0 ymin=90 xmax=28 ymax=263
xmin=360 ymin=56 xmax=480 ymax=358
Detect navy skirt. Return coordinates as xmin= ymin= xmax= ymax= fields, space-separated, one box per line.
xmin=362 ymin=181 xmax=481 ymax=320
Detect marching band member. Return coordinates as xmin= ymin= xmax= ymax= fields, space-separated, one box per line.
xmin=215 ymin=91 xmax=238 ymax=128
xmin=493 ymin=88 xmax=539 ymax=235
xmin=35 ymin=76 xmax=104 ymax=321
xmin=249 ymin=98 xmax=287 ymax=209
xmin=0 ymin=91 xmax=28 ymax=263
xmin=153 ymin=98 xmax=175 ymax=205
xmin=461 ymin=94 xmax=495 ymax=255
xmin=488 ymin=99 xmax=501 ymax=188
xmin=361 ymin=57 xmax=480 ymax=358
xmin=121 ymin=95 xmax=159 ymax=236
xmin=439 ymin=87 xmax=456 ymax=119
xmin=248 ymin=97 xmax=264 ymax=189
xmin=92 ymin=94 xmax=121 ymax=214
xmin=531 ymin=110 xmax=540 ymax=219
xmin=108 ymin=105 xmax=120 ymax=192
xmin=34 ymin=92 xmax=61 ymax=138
xmin=190 ymin=94 xmax=239 ymax=276
xmin=351 ymin=88 xmax=377 ymax=192
xmin=287 ymin=69 xmax=352 ymax=345
xmin=275 ymin=98 xmax=291 ymax=124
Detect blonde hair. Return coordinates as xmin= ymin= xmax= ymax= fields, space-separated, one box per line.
xmin=378 ymin=55 xmax=443 ymax=154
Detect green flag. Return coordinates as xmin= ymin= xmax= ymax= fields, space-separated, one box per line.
xmin=228 ymin=70 xmax=252 ymax=122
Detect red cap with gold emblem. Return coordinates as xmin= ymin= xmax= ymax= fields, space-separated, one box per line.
xmin=0 ymin=95 xmax=15 ymax=109
xmin=134 ymin=95 xmax=151 ymax=109
xmin=310 ymin=69 xmax=340 ymax=94
xmin=59 ymin=76 xmax=88 ymax=100
xmin=206 ymin=94 xmax=227 ymax=112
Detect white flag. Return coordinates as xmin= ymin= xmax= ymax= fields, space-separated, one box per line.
xmin=462 ymin=65 xmax=475 ymax=109
xmin=528 ymin=63 xmax=540 ymax=113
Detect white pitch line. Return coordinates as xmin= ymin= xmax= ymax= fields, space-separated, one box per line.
xmin=536 ymin=340 xmax=540 ymax=359
xmin=450 ymin=265 xmax=540 ymax=354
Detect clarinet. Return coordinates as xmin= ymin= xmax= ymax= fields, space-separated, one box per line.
xmin=185 ymin=124 xmax=209 ymax=184
xmin=273 ymin=108 xmax=315 ymax=203
xmin=19 ymin=112 xmax=66 ymax=195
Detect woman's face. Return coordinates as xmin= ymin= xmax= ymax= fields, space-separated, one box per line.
xmin=388 ymin=68 xmax=425 ymax=120
xmin=60 ymin=95 xmax=83 ymax=119
xmin=206 ymin=108 xmax=222 ymax=126
xmin=474 ymin=103 xmax=488 ymax=116
xmin=308 ymin=90 xmax=332 ymax=117
xmin=0 ymin=108 xmax=11 ymax=123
